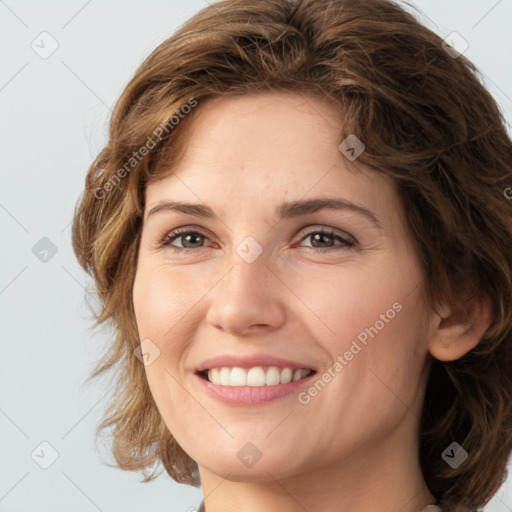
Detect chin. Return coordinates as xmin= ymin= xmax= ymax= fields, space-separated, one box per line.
xmin=197 ymin=448 xmax=308 ymax=482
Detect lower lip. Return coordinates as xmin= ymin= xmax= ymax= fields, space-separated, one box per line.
xmin=194 ymin=372 xmax=317 ymax=406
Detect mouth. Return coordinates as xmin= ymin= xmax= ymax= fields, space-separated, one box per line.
xmin=196 ymin=366 xmax=317 ymax=387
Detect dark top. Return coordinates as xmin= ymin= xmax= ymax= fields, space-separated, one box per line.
xmin=197 ymin=501 xmax=440 ymax=511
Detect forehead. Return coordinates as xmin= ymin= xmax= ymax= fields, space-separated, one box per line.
xmin=168 ymin=91 xmax=345 ymax=170
xmin=145 ymin=91 xmax=399 ymax=225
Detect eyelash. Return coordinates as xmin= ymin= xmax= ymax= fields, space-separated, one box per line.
xmin=158 ymin=227 xmax=356 ymax=254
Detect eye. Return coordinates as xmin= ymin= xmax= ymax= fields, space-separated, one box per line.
xmin=159 ymin=227 xmax=356 ymax=253
xmin=160 ymin=228 xmax=212 ymax=250
xmin=298 ymin=228 xmax=355 ymax=253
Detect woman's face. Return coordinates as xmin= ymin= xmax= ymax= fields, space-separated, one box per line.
xmin=133 ymin=91 xmax=435 ymax=482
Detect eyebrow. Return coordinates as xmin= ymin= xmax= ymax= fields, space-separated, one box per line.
xmin=146 ymin=197 xmax=382 ymax=229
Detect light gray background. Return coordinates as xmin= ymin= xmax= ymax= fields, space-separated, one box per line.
xmin=1 ymin=1 xmax=511 ymax=511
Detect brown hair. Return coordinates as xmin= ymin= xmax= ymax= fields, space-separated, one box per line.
xmin=72 ymin=0 xmax=512 ymax=510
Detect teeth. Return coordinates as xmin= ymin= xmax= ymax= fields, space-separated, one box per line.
xmin=206 ymin=366 xmax=312 ymax=387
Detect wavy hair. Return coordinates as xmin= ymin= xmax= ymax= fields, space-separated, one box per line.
xmin=72 ymin=0 xmax=512 ymax=510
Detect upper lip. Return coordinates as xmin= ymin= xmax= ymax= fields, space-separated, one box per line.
xmin=196 ymin=354 xmax=317 ymax=372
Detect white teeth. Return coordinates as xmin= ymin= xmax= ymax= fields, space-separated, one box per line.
xmin=265 ymin=366 xmax=281 ymax=386
xmin=247 ymin=367 xmax=266 ymax=386
xmin=230 ymin=367 xmax=247 ymax=386
xmin=292 ymin=369 xmax=303 ymax=382
xmin=280 ymin=368 xmax=293 ymax=384
xmin=205 ymin=366 xmax=313 ymax=387
xmin=219 ymin=367 xmax=231 ymax=386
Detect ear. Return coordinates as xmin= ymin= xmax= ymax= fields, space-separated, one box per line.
xmin=428 ymin=293 xmax=494 ymax=361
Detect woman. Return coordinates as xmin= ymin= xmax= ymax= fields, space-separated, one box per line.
xmin=72 ymin=0 xmax=512 ymax=511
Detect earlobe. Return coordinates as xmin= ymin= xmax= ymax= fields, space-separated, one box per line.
xmin=428 ymin=293 xmax=494 ymax=362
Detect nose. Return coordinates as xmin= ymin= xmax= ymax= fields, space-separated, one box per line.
xmin=205 ymin=251 xmax=287 ymax=335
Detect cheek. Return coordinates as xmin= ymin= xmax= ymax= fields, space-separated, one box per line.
xmin=132 ymin=263 xmax=202 ymax=433
xmin=133 ymin=262 xmax=196 ymax=336
xmin=293 ymin=266 xmax=427 ymax=444
xmin=132 ymin=261 xmax=203 ymax=375
xmin=329 ymin=271 xmax=428 ymax=422
xmin=292 ymin=254 xmax=427 ymax=398
xmin=287 ymin=257 xmax=419 ymax=347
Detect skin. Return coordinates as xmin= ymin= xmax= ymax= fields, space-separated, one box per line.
xmin=132 ymin=91 xmax=493 ymax=512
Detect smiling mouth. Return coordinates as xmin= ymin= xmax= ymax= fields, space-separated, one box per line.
xmin=197 ymin=366 xmax=316 ymax=387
